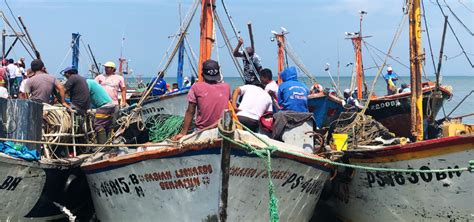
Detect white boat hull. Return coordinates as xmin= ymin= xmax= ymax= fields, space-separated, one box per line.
xmin=0 ymin=154 xmax=91 ymax=221
xmin=328 ymin=136 xmax=474 ymax=221
xmin=83 ymin=130 xmax=332 ymax=221
xmin=137 ymin=90 xmax=189 ymax=123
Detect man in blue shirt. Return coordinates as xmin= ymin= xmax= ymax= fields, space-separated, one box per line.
xmin=277 ymin=67 xmax=309 ymax=112
xmin=148 ymin=74 xmax=167 ymax=96
xmin=384 ymin=66 xmax=399 ymax=95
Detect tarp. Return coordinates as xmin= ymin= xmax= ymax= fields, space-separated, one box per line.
xmin=0 ymin=98 xmax=43 ymax=152
xmin=0 ymin=141 xmax=40 ymax=160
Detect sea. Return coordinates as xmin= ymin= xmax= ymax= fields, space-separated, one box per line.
xmin=153 ymin=75 xmax=474 ymax=124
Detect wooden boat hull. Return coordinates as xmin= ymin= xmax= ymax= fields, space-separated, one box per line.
xmin=327 ymin=136 xmax=474 ymax=221
xmin=365 ymin=84 xmax=452 ymax=138
xmin=82 ymin=132 xmax=332 ymax=221
xmin=134 ymin=90 xmax=189 ymax=123
xmin=308 ymin=93 xmax=344 ymax=128
xmin=0 ymin=154 xmax=91 ymax=221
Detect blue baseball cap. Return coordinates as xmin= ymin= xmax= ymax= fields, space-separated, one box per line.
xmin=60 ymin=66 xmax=77 ymax=75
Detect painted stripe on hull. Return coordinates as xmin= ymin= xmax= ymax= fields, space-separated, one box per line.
xmin=345 ymin=136 xmax=474 ymax=163
xmin=82 ymin=142 xmax=333 ymax=174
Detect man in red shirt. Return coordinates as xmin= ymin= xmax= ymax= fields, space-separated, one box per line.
xmin=173 ymin=60 xmax=230 ymax=140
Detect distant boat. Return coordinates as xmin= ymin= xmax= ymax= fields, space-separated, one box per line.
xmin=327 ymin=1 xmax=474 ymax=221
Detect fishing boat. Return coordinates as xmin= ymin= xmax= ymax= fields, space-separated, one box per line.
xmin=82 ymin=116 xmax=332 ymax=221
xmin=345 ymin=10 xmax=453 ymax=138
xmin=0 ymin=99 xmax=93 ymax=221
xmin=326 ymin=1 xmax=474 ymax=220
xmin=271 ymin=29 xmax=344 ymax=129
xmin=81 ymin=1 xmax=337 ymax=220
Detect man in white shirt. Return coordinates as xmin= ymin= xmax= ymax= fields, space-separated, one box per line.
xmin=6 ymin=59 xmax=18 ymax=97
xmin=231 ymin=83 xmax=272 ymax=132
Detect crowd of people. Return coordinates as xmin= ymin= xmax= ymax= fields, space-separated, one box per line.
xmin=0 ymin=58 xmax=126 ymax=144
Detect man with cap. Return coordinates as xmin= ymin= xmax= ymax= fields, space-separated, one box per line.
xmin=95 ymin=61 xmax=127 ymax=108
xmin=6 ymin=58 xmax=19 ymax=97
xmin=24 ymin=59 xmax=70 ymax=108
xmin=233 ymin=37 xmax=262 ymax=85
xmin=277 ymin=66 xmax=309 ymax=112
xmin=173 ymin=59 xmax=230 ymax=140
xmin=343 ymin=88 xmax=361 ymax=111
xmin=61 ymin=66 xmax=91 ymax=114
xmin=384 ymin=66 xmax=399 ymax=95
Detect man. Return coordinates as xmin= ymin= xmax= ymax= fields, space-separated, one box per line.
xmin=6 ymin=59 xmax=18 ymax=97
xmin=399 ymin=83 xmax=411 ymax=93
xmin=342 ymin=89 xmax=361 ymax=111
xmin=19 ymin=68 xmax=33 ymax=99
xmin=232 ymin=83 xmax=272 ymax=132
xmin=87 ymin=79 xmax=116 ymax=144
xmin=233 ymin=37 xmax=262 ymax=85
xmin=61 ymin=66 xmax=91 ymax=114
xmin=384 ymin=66 xmax=399 ymax=95
xmin=277 ymin=66 xmax=309 ymax=112
xmin=173 ymin=60 xmax=230 ymax=140
xmin=24 ymin=59 xmax=70 ymax=108
xmin=148 ymin=73 xmax=167 ymax=96
xmin=259 ymin=68 xmax=278 ymax=99
xmin=95 ymin=61 xmax=127 ymax=108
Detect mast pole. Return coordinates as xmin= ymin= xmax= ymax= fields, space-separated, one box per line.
xmin=18 ymin=16 xmax=40 ymax=59
xmin=2 ymin=29 xmax=6 ymax=62
xmin=197 ymin=0 xmax=215 ymax=82
xmin=435 ymin=16 xmax=448 ymax=91
xmin=409 ymin=0 xmax=424 ymax=141
xmin=275 ymin=33 xmax=285 ymax=84
xmin=71 ymin=33 xmax=80 ymax=69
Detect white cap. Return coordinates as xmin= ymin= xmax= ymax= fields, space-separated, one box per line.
xmin=387 ymin=66 xmax=393 ymax=72
xmin=344 ymin=89 xmax=351 ymax=94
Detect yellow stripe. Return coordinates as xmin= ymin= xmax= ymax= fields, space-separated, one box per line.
xmin=350 ymin=143 xmax=474 ymax=163
xmin=95 ymin=113 xmax=112 ymax=118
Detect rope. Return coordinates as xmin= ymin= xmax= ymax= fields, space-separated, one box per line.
xmin=218 ymin=131 xmax=472 ymax=174
xmin=213 ymin=11 xmax=245 ymax=82
xmin=358 ymin=0 xmax=410 ymax=113
xmin=220 ymin=0 xmax=261 ymax=83
xmin=0 ymin=137 xmax=174 ymax=148
xmin=148 ymin=115 xmax=183 ymax=142
xmin=435 ymin=0 xmax=474 ymax=68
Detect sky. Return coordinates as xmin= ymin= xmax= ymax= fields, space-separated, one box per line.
xmin=1 ymin=0 xmax=473 ymax=80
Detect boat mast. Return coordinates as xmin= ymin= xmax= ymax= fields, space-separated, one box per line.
xmin=409 ymin=0 xmax=424 ymax=141
xmin=71 ymin=33 xmax=80 ymax=69
xmin=276 ymin=34 xmax=285 ymax=84
xmin=197 ymin=0 xmax=215 ymax=82
xmin=177 ymin=3 xmax=185 ymax=89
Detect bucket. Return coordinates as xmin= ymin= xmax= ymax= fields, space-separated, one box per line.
xmin=333 ymin=133 xmax=348 ymax=151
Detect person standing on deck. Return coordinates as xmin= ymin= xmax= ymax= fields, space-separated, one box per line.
xmin=231 ymin=83 xmax=272 ymax=132
xmin=384 ymin=66 xmax=399 ymax=95
xmin=6 ymin=59 xmax=19 ymax=98
xmin=277 ymin=66 xmax=309 ymax=112
xmin=61 ymin=66 xmax=91 ymax=114
xmin=95 ymin=61 xmax=127 ymax=108
xmin=24 ymin=59 xmax=70 ymax=108
xmin=233 ymin=37 xmax=262 ymax=85
xmin=86 ymin=79 xmax=116 ymax=144
xmin=173 ymin=60 xmax=230 ymax=140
